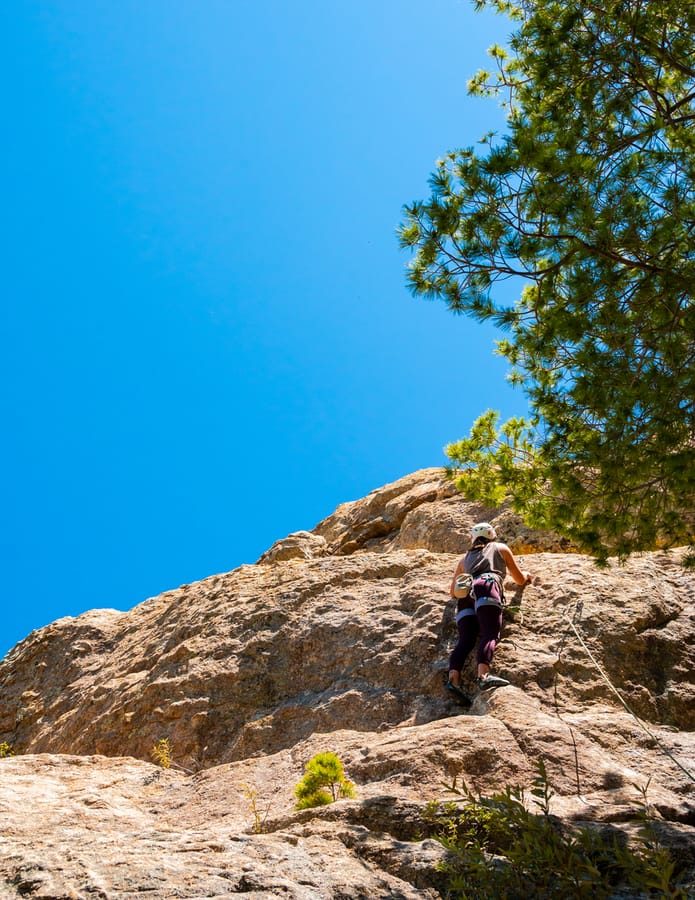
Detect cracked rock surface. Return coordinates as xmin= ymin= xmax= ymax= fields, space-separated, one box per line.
xmin=1 ymin=468 xmax=693 ymax=897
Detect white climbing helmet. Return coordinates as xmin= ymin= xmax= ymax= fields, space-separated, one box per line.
xmin=471 ymin=522 xmax=497 ymax=543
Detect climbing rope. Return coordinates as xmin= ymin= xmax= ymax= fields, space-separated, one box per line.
xmin=562 ymin=613 xmax=695 ymax=785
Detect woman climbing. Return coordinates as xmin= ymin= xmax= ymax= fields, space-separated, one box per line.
xmin=445 ymin=521 xmax=532 ymax=706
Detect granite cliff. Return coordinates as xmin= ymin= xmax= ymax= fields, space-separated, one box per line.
xmin=0 ymin=468 xmax=693 ymax=898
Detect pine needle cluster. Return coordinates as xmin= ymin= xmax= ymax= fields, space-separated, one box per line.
xmin=294 ymin=752 xmax=356 ymax=810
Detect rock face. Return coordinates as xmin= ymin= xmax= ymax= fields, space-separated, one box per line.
xmin=0 ymin=468 xmax=694 ymax=898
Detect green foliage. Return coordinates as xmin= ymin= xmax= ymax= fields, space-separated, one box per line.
xmin=0 ymin=741 xmax=15 ymax=758
xmin=150 ymin=737 xmax=172 ymax=769
xmin=400 ymin=0 xmax=695 ymax=562
xmin=423 ymin=760 xmax=689 ymax=898
xmin=294 ymin=751 xmax=356 ymax=810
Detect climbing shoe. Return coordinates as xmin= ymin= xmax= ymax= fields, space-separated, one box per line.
xmin=446 ymin=680 xmax=472 ymax=707
xmin=478 ymin=674 xmax=510 ymax=690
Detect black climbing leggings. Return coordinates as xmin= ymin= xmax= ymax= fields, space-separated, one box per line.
xmin=449 ymin=604 xmax=503 ymax=671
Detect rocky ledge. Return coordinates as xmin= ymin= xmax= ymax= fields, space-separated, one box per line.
xmin=1 ymin=468 xmax=693 ymax=898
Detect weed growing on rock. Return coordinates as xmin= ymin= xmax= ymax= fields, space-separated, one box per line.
xmin=422 ymin=760 xmax=689 ymax=899
xmin=0 ymin=742 xmax=15 ymax=758
xmin=294 ymin=752 xmax=355 ymax=810
xmin=239 ymin=782 xmax=280 ymax=834
xmin=620 ymin=778 xmax=688 ymax=898
xmin=150 ymin=738 xmax=172 ymax=769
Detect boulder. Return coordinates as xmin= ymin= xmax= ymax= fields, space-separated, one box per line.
xmin=0 ymin=468 xmax=693 ymax=897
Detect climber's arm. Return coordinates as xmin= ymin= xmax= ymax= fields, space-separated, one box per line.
xmin=500 ymin=545 xmax=532 ymax=586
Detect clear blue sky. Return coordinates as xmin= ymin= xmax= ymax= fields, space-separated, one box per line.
xmin=2 ymin=0 xmax=525 ymax=659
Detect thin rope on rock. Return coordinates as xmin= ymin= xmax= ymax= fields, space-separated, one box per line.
xmin=562 ymin=613 xmax=695 ymax=785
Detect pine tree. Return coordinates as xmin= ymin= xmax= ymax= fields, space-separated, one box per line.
xmin=294 ymin=752 xmax=356 ymax=810
xmin=399 ymin=0 xmax=695 ymax=562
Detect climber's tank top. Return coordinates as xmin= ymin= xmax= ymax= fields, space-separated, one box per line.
xmin=463 ymin=542 xmax=507 ymax=578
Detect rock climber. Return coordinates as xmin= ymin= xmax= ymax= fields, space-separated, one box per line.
xmin=445 ymin=521 xmax=532 ymax=706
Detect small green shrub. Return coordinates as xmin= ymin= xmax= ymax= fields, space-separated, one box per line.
xmin=423 ymin=760 xmax=689 ymax=899
xmin=294 ymin=751 xmax=356 ymax=810
xmin=0 ymin=741 xmax=15 ymax=758
xmin=150 ymin=737 xmax=172 ymax=769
